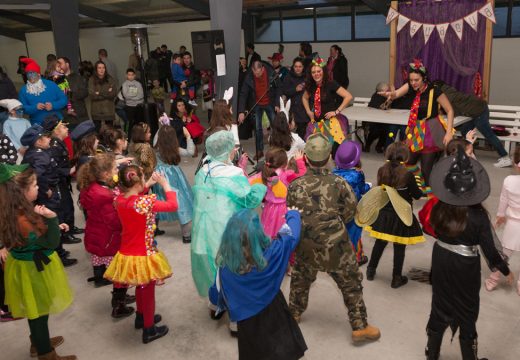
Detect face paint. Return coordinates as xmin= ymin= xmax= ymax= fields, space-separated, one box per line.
xmin=27 ymin=72 xmax=39 ymax=80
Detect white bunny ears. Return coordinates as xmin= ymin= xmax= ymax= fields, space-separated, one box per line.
xmin=158 ymin=112 xmax=171 ymax=126
xmin=223 ymin=87 xmax=233 ymax=104
xmin=279 ymin=97 xmax=291 ymax=123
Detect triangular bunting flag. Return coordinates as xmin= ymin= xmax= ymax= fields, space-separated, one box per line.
xmin=479 ymin=2 xmax=496 ymax=24
xmin=397 ymin=14 xmax=410 ymax=33
xmin=423 ymin=24 xmax=435 ymax=44
xmin=436 ymin=23 xmax=449 ymax=43
xmin=410 ymin=21 xmax=422 ymax=38
xmin=450 ymin=19 xmax=464 ymax=40
xmin=464 ymin=10 xmax=479 ymax=31
xmin=386 ymin=8 xmax=399 ymax=25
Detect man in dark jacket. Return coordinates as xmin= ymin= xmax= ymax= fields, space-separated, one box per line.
xmin=328 ymin=45 xmax=349 ymax=89
xmin=434 ymin=81 xmax=512 ymax=168
xmin=246 ymin=43 xmax=261 ymax=68
xmin=282 ymin=59 xmax=307 ymax=139
xmin=158 ymin=44 xmax=173 ymax=92
xmin=238 ymin=61 xmax=281 ymax=159
xmin=57 ymin=56 xmax=89 ymax=127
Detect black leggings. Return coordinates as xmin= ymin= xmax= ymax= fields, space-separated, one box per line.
xmin=0 ymin=266 xmax=7 ymax=312
xmin=28 ymin=315 xmax=52 ymax=356
xmin=368 ymin=240 xmax=406 ymax=276
xmin=407 ymin=151 xmax=441 ymax=186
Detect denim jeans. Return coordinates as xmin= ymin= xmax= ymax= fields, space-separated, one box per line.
xmin=253 ymin=104 xmax=275 ymax=152
xmin=458 ymin=105 xmax=507 ymax=157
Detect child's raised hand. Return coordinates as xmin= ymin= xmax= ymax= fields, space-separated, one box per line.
xmin=287 ymin=206 xmax=301 ymax=213
xmin=152 ymin=171 xmax=168 ymax=187
xmin=182 ymin=127 xmax=191 ymax=139
xmin=466 ymin=128 xmax=477 ymax=144
xmin=294 ymin=150 xmax=304 ymax=160
xmin=116 ymin=157 xmax=133 ymax=165
xmin=59 ymin=223 xmax=70 ymax=232
xmin=34 ymin=205 xmax=56 ymax=219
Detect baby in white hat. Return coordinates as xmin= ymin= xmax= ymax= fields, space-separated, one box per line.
xmin=0 ymin=99 xmax=31 ymax=154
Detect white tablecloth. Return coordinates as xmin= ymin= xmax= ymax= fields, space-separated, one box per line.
xmin=342 ymin=106 xmax=471 ymax=127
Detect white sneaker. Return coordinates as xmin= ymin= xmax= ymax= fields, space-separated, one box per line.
xmin=188 ymin=99 xmax=198 ymax=107
xmin=494 ymin=156 xmax=512 ymax=168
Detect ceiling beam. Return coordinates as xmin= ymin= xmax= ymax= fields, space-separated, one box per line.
xmin=172 ymin=0 xmax=210 ymax=17
xmin=0 ymin=9 xmax=51 ymax=30
xmin=0 ymin=25 xmax=26 ymax=41
xmin=78 ymin=4 xmax=141 ymax=26
xmin=359 ymin=0 xmax=388 ymax=15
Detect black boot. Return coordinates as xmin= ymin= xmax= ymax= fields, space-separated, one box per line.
xmin=182 ymin=235 xmax=191 ymax=244
xmin=460 ymin=337 xmax=488 ymax=360
xmin=391 ymin=275 xmax=408 ymax=288
xmin=111 ymin=288 xmax=135 ymax=319
xmin=425 ymin=328 xmax=443 ymax=360
xmin=88 ymin=265 xmax=111 ymax=287
xmin=142 ymin=325 xmax=169 ymax=344
xmin=135 ymin=312 xmax=162 ymax=329
xmin=366 ymin=267 xmax=376 ymax=281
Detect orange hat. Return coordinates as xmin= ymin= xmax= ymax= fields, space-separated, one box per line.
xmin=20 ymin=58 xmax=41 ymax=74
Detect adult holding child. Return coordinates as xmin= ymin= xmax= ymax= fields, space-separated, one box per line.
xmin=380 ymin=59 xmax=454 ymax=186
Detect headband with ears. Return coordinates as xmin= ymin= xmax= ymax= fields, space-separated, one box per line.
xmin=279 ymin=97 xmax=291 ymax=123
xmin=223 ymin=87 xmax=233 ymax=104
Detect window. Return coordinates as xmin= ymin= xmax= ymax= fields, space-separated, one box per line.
xmin=316 ymin=6 xmax=352 ymax=41
xmin=494 ymin=4 xmax=508 ymax=36
xmin=281 ymin=9 xmax=314 ymax=42
xmin=512 ymin=2 xmax=520 ymax=35
xmin=254 ymin=11 xmax=281 ymax=43
xmin=355 ymin=6 xmax=389 ymax=39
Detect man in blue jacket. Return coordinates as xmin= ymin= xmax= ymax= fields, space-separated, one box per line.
xmin=18 ymin=58 xmax=67 ymax=126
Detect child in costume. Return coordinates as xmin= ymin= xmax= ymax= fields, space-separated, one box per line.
xmin=191 ymin=130 xmax=266 ymax=297
xmin=0 ymin=133 xmax=17 ymax=165
xmin=104 ymin=165 xmax=177 ymax=344
xmin=49 ymin=64 xmax=74 ymax=115
xmin=1 ymin=163 xmax=75 ymax=359
xmin=359 ymin=142 xmax=424 ymax=288
xmin=333 ymin=140 xmax=370 ymax=265
xmin=425 ymin=147 xmax=512 ymax=360
xmin=171 ymin=54 xmax=195 ymax=104
xmin=250 ymin=147 xmax=306 ymax=239
xmin=153 ymin=125 xmax=194 ymax=244
xmin=0 ymin=99 xmax=31 ymax=154
xmin=128 ymin=122 xmax=157 ymax=181
xmin=287 ymin=133 xmax=380 ymax=343
xmin=485 ymin=145 xmax=520 ymax=294
xmin=71 ymin=120 xmax=98 ymax=171
xmin=77 ymin=153 xmax=136 ymax=318
xmin=269 ymin=99 xmax=305 ymax=162
xmin=209 ymin=209 xmax=307 ymax=360
xmin=151 ymin=79 xmax=166 ymax=115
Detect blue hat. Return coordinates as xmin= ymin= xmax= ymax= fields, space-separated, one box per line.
xmin=42 ymin=114 xmax=68 ymax=133
xmin=71 ymin=120 xmax=96 ymax=141
xmin=21 ymin=124 xmax=48 ymax=147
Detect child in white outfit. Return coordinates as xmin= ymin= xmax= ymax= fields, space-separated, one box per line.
xmin=485 ymin=146 xmax=520 ymax=295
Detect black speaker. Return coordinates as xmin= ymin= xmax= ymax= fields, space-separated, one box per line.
xmin=191 ymin=30 xmax=225 ymax=70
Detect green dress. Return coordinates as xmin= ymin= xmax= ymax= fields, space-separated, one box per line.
xmin=5 ymin=217 xmax=73 ymax=320
xmin=191 ymin=162 xmax=266 ymax=296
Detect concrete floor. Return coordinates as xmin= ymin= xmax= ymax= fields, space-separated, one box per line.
xmin=2 ymin=136 xmax=520 ymax=360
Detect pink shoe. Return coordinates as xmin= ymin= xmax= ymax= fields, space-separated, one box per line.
xmin=485 ymin=271 xmax=501 ymax=291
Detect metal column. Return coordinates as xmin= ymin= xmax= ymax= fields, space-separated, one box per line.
xmin=50 ymin=0 xmax=80 ymax=71
xmin=209 ymin=0 xmax=243 ymax=113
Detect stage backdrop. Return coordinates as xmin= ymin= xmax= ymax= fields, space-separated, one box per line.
xmin=391 ymin=0 xmax=490 ymax=97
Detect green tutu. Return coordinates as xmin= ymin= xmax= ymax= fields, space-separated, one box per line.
xmin=4 ymin=252 xmax=73 ymax=320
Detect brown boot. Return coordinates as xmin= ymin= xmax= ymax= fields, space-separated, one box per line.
xmin=352 ymin=324 xmax=381 ymax=343
xmin=37 ymin=349 xmax=77 ymax=360
xmin=30 ymin=336 xmax=64 ymax=357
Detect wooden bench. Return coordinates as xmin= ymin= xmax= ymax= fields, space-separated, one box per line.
xmin=486 ymin=105 xmax=520 ymax=153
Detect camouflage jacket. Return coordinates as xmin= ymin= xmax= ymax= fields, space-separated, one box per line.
xmin=287 ymin=167 xmax=358 ymax=271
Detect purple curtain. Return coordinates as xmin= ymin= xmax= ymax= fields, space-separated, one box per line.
xmin=396 ymin=0 xmax=487 ymax=95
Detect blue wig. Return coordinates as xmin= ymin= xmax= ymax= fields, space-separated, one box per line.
xmin=216 ymin=209 xmax=271 ymax=274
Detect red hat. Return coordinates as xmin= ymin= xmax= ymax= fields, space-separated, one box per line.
xmin=20 ymin=58 xmax=41 ymax=74
xmin=268 ymin=53 xmax=283 ymax=61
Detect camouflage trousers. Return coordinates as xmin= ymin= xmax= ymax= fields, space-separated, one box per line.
xmin=288 ymin=259 xmax=368 ymax=331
